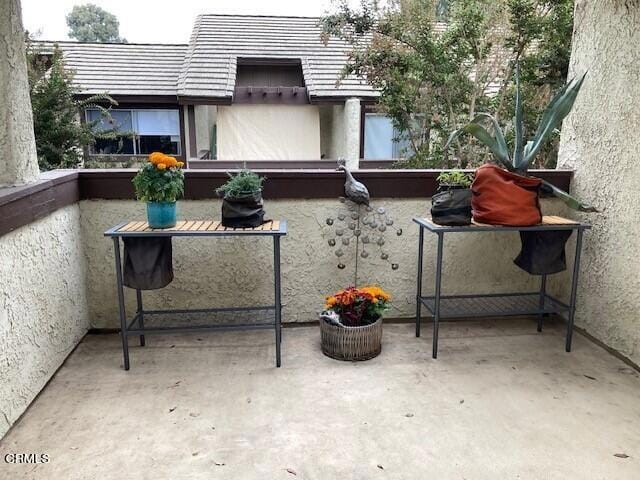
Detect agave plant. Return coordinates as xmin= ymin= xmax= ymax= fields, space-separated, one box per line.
xmin=445 ymin=66 xmax=596 ymax=212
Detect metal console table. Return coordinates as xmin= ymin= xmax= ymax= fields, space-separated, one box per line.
xmin=413 ymin=216 xmax=590 ymax=358
xmin=105 ymin=219 xmax=287 ymax=370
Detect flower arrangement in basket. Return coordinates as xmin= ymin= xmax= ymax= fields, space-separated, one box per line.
xmin=320 ymin=286 xmax=391 ymax=361
xmin=132 ymin=152 xmax=184 ymax=228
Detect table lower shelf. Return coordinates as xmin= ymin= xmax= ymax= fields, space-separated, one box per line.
xmin=419 ymin=292 xmax=570 ymax=319
xmin=126 ymin=306 xmax=277 ymax=335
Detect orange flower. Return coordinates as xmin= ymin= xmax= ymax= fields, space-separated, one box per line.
xmin=149 ymin=152 xmax=164 ymax=164
xmin=163 ymin=156 xmax=178 ymax=168
xmin=176 ymin=161 xmax=184 ymax=168
xmin=157 ymin=163 xmax=167 ymax=170
xmin=325 ymin=296 xmax=337 ymax=309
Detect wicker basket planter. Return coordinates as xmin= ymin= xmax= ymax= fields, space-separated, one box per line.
xmin=319 ymin=317 xmax=383 ymax=361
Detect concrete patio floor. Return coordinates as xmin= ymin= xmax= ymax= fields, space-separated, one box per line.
xmin=1 ymin=319 xmax=639 ymax=480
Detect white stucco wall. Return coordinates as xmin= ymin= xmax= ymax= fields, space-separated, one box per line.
xmin=216 ymin=105 xmax=321 ymax=160
xmin=0 ymin=205 xmax=90 ymax=438
xmin=0 ymin=0 xmax=40 ymax=186
xmin=80 ymin=198 xmax=568 ymax=329
xmin=194 ymin=105 xmax=216 ymax=155
xmin=557 ymin=0 xmax=640 ymax=364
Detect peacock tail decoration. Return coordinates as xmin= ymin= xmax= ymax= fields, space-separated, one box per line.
xmin=324 ymin=163 xmax=402 ymax=285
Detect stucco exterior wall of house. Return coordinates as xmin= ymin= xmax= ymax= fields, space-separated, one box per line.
xmin=557 ymin=0 xmax=640 ymax=364
xmin=0 ymin=0 xmax=40 ymax=186
xmin=79 ymin=198 xmax=569 ymax=329
xmin=216 ymin=105 xmax=321 ymax=160
xmin=0 ymin=205 xmax=90 ymax=438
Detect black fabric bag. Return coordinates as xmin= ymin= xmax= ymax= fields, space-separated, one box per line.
xmin=431 ymin=188 xmax=472 ymax=226
xmin=221 ymin=192 xmax=265 ymax=228
xmin=123 ymin=237 xmax=174 ymax=290
xmin=514 ymin=230 xmax=572 ymax=275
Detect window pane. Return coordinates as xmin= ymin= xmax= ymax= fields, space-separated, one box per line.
xmin=138 ymin=135 xmax=180 ymax=155
xmin=135 ymin=110 xmax=180 ymax=136
xmin=86 ymin=109 xmax=132 ymax=132
xmin=91 ymin=137 xmax=134 ymax=155
xmin=364 ymin=115 xmax=394 ymax=160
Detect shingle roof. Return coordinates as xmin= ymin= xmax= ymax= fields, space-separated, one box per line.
xmin=177 ymin=14 xmax=379 ymax=101
xmin=34 ymin=41 xmax=188 ymax=97
xmin=35 ymin=16 xmax=467 ymax=102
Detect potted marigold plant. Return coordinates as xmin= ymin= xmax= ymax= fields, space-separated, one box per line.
xmin=132 ymin=152 xmax=185 ymax=228
xmin=319 ymin=286 xmax=390 ymax=361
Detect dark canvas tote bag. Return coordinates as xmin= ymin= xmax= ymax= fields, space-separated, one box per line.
xmin=123 ymin=237 xmax=174 ymax=290
xmin=431 ymin=188 xmax=472 ymax=226
xmin=221 ymin=192 xmax=265 ymax=228
xmin=514 ymin=230 xmax=573 ymax=275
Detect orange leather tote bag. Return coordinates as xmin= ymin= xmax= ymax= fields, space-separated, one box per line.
xmin=471 ymin=164 xmax=542 ymax=226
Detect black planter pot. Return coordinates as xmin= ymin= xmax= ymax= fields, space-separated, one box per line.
xmin=221 ymin=191 xmax=265 ymax=228
xmin=514 ymin=230 xmax=573 ymax=275
xmin=431 ymin=185 xmax=472 ymax=226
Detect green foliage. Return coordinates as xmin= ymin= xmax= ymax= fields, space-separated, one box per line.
xmin=215 ymin=170 xmax=265 ymax=199
xmin=436 ymin=170 xmax=474 ymax=187
xmin=444 ymin=69 xmax=596 ymax=212
xmin=132 ymin=163 xmax=184 ymax=203
xmin=66 ymin=4 xmax=126 ymax=43
xmin=26 ymin=40 xmax=120 ymax=170
xmin=322 ymin=0 xmax=575 ymax=168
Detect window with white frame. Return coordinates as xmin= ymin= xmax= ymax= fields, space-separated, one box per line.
xmin=363 ymin=113 xmax=412 ymax=160
xmin=86 ymin=108 xmax=181 ymax=155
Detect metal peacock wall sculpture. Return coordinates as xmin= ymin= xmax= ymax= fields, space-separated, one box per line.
xmin=324 ymin=163 xmax=403 ymax=286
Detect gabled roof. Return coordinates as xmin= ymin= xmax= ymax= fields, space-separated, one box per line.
xmin=177 ymin=14 xmax=379 ymax=101
xmin=33 ymin=41 xmax=188 ymax=98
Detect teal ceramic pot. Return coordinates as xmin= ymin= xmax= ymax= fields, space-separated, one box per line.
xmin=146 ymin=201 xmax=177 ymax=228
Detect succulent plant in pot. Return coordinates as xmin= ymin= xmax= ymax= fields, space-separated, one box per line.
xmin=431 ymin=170 xmax=474 ymax=226
xmin=444 ymin=67 xmax=597 ymax=275
xmin=215 ymin=169 xmax=266 ymax=228
xmin=445 ymin=65 xmax=596 ymax=227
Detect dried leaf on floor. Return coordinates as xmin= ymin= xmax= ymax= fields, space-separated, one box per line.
xmin=168 ymin=406 xmax=176 ymax=413
xmin=405 ymin=413 xmax=414 ymax=418
xmin=215 ymin=461 xmax=225 ymax=466
xmin=286 ymin=468 xmax=297 ymax=475
xmin=377 ymin=464 xmax=384 ymax=470
xmin=614 ymin=453 xmax=629 ymax=459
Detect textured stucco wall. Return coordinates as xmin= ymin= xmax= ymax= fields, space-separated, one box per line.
xmin=557 ymin=0 xmax=640 ymax=364
xmin=0 ymin=0 xmax=40 ymax=186
xmin=80 ymin=198 xmax=568 ymax=329
xmin=0 ymin=205 xmax=90 ymax=438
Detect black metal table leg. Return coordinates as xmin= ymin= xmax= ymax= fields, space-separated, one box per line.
xmin=136 ymin=289 xmax=145 ymax=347
xmin=537 ymin=274 xmax=547 ymax=332
xmin=566 ymin=229 xmax=584 ymax=352
xmin=415 ymin=226 xmax=425 ymax=337
xmin=113 ymin=237 xmax=130 ymax=370
xmin=274 ymin=235 xmax=282 ymax=367
xmin=433 ymin=232 xmax=444 ymax=359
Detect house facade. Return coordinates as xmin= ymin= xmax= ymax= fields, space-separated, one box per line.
xmin=39 ymin=14 xmax=411 ymax=169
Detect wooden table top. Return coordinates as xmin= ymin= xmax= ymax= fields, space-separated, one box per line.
xmin=414 ymin=215 xmax=590 ymax=232
xmin=105 ymin=220 xmax=286 ymax=237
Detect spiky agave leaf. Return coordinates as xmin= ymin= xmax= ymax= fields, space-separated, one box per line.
xmin=513 ymin=64 xmax=525 ymax=172
xmin=539 ymin=179 xmax=598 ymax=212
xmin=524 ymin=72 xmax=587 ymax=164
xmin=444 ymin=114 xmax=511 ymax=169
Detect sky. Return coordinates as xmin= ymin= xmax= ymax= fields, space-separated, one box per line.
xmin=21 ymin=0 xmax=334 ymax=44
